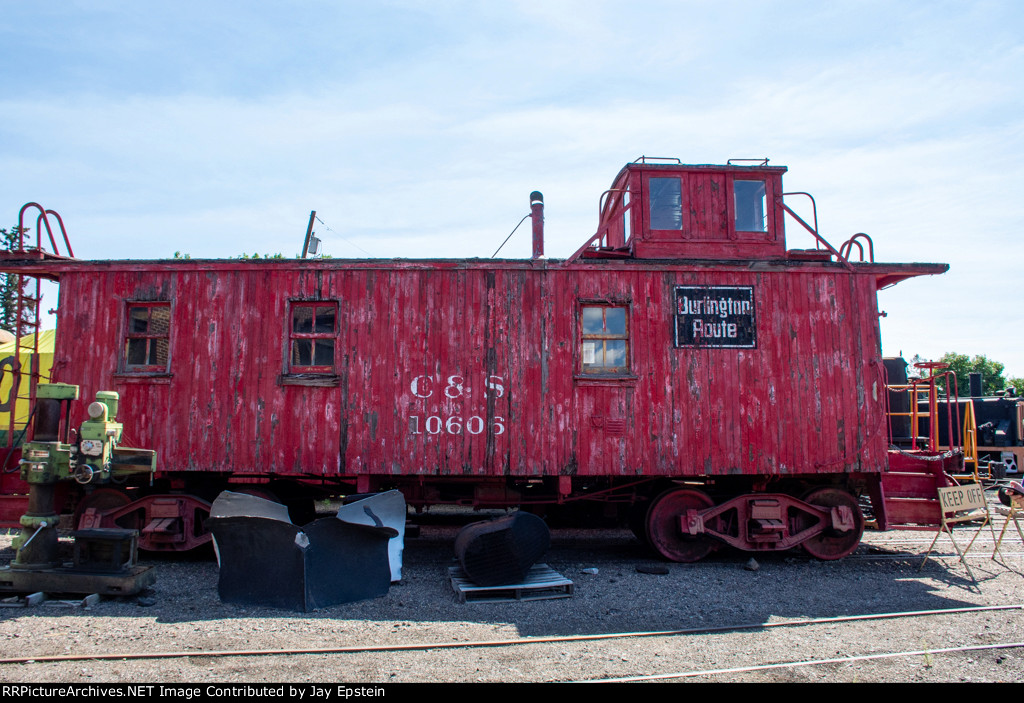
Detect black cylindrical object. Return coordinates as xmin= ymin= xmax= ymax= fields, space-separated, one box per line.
xmin=884 ymin=357 xmax=911 ymax=442
xmin=13 ymin=484 xmax=60 ymax=568
xmin=530 ymin=191 xmax=544 ymax=260
xmin=969 ymin=372 xmax=983 ymax=398
xmin=454 ymin=511 xmax=550 ymax=587
xmin=35 ymin=398 xmax=62 ymax=442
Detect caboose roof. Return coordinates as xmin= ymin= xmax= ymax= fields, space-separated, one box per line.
xmin=0 ymin=254 xmax=947 ymax=289
xmin=614 ymin=159 xmax=788 ymax=176
xmin=0 ymin=158 xmax=946 ymax=287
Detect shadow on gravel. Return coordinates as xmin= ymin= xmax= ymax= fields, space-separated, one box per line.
xmin=3 ymin=524 xmax=1004 ymax=638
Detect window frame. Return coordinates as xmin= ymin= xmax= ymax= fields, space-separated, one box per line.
xmin=121 ymin=301 xmax=172 ymax=374
xmin=728 ymin=176 xmax=776 ymax=242
xmin=578 ymin=302 xmax=632 ymax=377
xmin=646 ymin=176 xmax=684 ymax=233
xmin=733 ymin=178 xmax=768 ymax=233
xmin=285 ymin=300 xmax=339 ymax=376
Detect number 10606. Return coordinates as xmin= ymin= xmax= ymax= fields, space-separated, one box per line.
xmin=408 ymin=415 xmax=506 ymax=436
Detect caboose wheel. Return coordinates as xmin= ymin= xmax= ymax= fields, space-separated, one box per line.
xmin=74 ymin=487 xmax=137 ymax=530
xmin=800 ymin=487 xmax=864 ymax=560
xmin=645 ymin=488 xmax=716 ymax=562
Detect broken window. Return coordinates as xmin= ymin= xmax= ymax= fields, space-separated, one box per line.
xmin=649 ymin=177 xmax=682 ymax=230
xmin=734 ymin=180 xmax=767 ymax=232
xmin=123 ymin=302 xmax=171 ymax=372
xmin=581 ymin=305 xmax=629 ymax=374
xmin=289 ymin=302 xmax=337 ymax=373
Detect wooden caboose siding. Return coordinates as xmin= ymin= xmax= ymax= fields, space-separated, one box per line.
xmin=47 ymin=258 xmax=893 ymax=483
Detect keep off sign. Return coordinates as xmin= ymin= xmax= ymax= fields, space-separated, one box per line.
xmin=674 ymin=285 xmax=756 ymax=349
xmin=937 ymin=485 xmax=987 ymax=514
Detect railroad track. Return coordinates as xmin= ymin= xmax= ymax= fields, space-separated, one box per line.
xmin=3 ymin=604 xmax=1022 ymax=683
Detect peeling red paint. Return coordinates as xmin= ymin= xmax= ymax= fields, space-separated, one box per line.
xmin=2 ymin=161 xmax=949 ymax=524
xmin=26 ymin=257 xmax=936 ymax=486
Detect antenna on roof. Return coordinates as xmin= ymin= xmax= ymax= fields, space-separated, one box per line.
xmin=301 ymin=210 xmax=316 ymax=259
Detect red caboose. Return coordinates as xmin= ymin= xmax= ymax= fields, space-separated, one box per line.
xmin=0 ymin=158 xmax=949 ymax=561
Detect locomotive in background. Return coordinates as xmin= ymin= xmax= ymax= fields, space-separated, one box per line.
xmin=886 ymin=357 xmax=1023 ymax=480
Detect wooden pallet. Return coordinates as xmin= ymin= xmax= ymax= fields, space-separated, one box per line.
xmin=448 ymin=564 xmax=574 ymax=603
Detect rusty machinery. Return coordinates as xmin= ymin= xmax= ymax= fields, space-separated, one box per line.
xmin=0 ymin=383 xmax=157 ymax=596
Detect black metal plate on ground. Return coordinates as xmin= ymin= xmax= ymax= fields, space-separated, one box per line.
xmin=304 ymin=518 xmax=395 ymax=609
xmin=207 ymin=516 xmax=308 ymax=610
xmin=208 ymin=515 xmax=397 ymax=611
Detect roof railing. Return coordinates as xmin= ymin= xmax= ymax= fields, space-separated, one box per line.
xmin=779 ymin=192 xmax=855 ymax=272
xmin=632 ymin=156 xmax=682 ymax=164
xmin=15 ymin=203 xmax=74 ymax=258
xmin=839 ymin=233 xmax=875 ymax=263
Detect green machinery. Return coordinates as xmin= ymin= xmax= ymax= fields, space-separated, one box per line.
xmin=1 ymin=383 xmax=157 ymax=596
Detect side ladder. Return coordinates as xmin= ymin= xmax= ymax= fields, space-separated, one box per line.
xmin=0 ymin=203 xmax=73 ymax=524
xmin=882 ymin=364 xmax=963 ymax=530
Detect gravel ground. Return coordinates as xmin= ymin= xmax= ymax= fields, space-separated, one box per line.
xmin=1 ymin=503 xmax=1022 ymax=684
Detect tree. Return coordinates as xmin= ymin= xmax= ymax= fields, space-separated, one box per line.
xmin=1007 ymin=376 xmax=1024 ymax=396
xmin=0 ymin=226 xmax=34 ymax=336
xmin=933 ymin=352 xmax=1006 ymax=396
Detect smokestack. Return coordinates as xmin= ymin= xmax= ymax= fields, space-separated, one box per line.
xmin=969 ymin=372 xmax=982 ymax=397
xmin=530 ymin=191 xmax=544 ymax=259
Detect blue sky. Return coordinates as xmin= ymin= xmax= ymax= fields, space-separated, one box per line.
xmin=2 ymin=1 xmax=1022 ymax=376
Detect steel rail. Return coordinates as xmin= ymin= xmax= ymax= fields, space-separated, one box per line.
xmin=1 ymin=604 xmax=1019 ymax=666
xmin=849 ymin=550 xmax=1024 ymax=560
xmin=587 ymin=640 xmax=1024 ymax=683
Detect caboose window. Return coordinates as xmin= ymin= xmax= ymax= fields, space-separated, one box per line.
xmin=649 ymin=178 xmax=682 ymax=230
xmin=289 ymin=302 xmax=337 ymax=372
xmin=581 ymin=305 xmax=629 ymax=374
xmin=734 ymin=180 xmax=767 ymax=232
xmin=123 ymin=302 xmax=170 ymax=371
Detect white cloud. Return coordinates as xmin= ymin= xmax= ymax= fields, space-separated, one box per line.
xmin=2 ymin=0 xmax=1023 ymax=375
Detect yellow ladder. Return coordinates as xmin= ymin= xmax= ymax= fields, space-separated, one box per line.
xmin=954 ymin=399 xmax=980 ymax=482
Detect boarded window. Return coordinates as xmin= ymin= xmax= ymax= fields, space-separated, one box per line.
xmin=734 ymin=180 xmax=767 ymax=232
xmin=289 ymin=302 xmax=337 ymax=372
xmin=581 ymin=305 xmax=629 ymax=374
xmin=124 ymin=302 xmax=171 ymax=371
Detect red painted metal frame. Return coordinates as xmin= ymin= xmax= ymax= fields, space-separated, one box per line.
xmin=682 ymin=492 xmax=854 ymax=552
xmin=78 ymin=493 xmax=212 ymax=552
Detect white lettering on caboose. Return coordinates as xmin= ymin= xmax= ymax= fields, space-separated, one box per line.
xmin=406 ymin=372 xmax=506 ymax=437
xmin=674 ymin=285 xmax=757 ymax=349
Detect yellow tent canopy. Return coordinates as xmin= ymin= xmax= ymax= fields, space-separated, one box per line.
xmin=0 ymin=329 xmax=55 ymax=435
